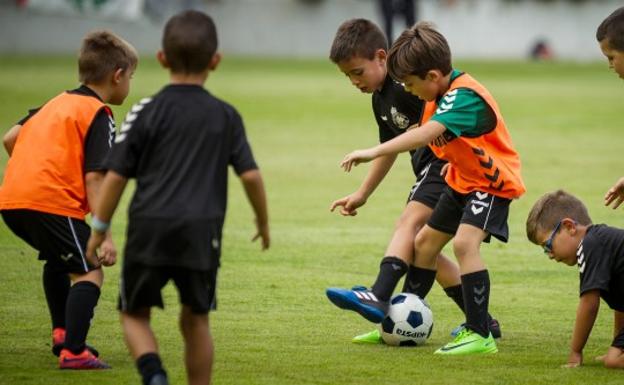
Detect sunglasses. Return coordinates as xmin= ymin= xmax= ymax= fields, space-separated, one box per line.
xmin=542 ymin=220 xmax=563 ymax=255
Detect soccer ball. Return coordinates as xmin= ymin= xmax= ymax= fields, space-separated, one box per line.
xmin=379 ymin=293 xmax=433 ymax=346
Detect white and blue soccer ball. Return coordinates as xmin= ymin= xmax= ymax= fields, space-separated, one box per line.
xmin=379 ymin=293 xmax=434 ymax=346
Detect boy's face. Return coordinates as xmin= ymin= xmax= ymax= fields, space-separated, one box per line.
xmin=534 ymin=219 xmax=582 ymax=266
xmin=109 ymin=67 xmax=134 ymax=106
xmin=599 ymin=38 xmax=624 ymax=79
xmin=336 ymin=50 xmax=387 ymax=94
xmin=401 ymin=72 xmax=440 ymax=102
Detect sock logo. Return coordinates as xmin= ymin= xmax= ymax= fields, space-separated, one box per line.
xmin=473 ymin=285 xmax=485 ymax=305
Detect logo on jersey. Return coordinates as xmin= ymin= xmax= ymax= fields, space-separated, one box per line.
xmin=577 ymin=242 xmax=586 ymax=274
xmin=469 ymin=191 xmax=490 ymax=216
xmin=390 ymin=106 xmax=410 ymax=129
xmin=115 ymin=97 xmax=152 ymax=144
xmin=107 ymin=115 xmax=116 ymax=148
xmin=436 ymin=89 xmax=457 ymax=115
xmin=431 ymin=130 xmax=456 ymax=147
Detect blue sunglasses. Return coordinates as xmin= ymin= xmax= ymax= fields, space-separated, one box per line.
xmin=542 ymin=220 xmax=563 ymax=255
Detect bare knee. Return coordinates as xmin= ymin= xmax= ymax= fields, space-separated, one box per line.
xmin=394 ymin=210 xmax=426 ymax=234
xmin=452 ymin=235 xmax=480 ymax=261
xmin=180 ymin=307 xmax=209 ymax=335
xmin=604 ymin=349 xmax=624 ymax=369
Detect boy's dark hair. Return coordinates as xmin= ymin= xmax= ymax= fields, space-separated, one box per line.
xmin=387 ymin=21 xmax=452 ymax=81
xmin=597 ymin=6 xmax=624 ymax=51
xmin=163 ymin=10 xmax=218 ymax=74
xmin=329 ymin=19 xmax=387 ymax=63
xmin=79 ymin=30 xmax=138 ymax=84
xmin=526 ymin=190 xmax=593 ymax=245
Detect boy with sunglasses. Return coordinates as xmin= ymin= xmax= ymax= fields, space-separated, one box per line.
xmin=526 ymin=190 xmax=624 ymax=369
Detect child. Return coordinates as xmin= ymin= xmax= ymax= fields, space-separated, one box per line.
xmin=325 ymin=18 xmax=500 ymax=344
xmin=598 ymin=7 xmax=624 ymax=208
xmin=0 ymin=30 xmax=136 ymax=369
xmin=526 ymin=190 xmax=624 ymax=369
xmin=85 ymin=10 xmax=269 ymax=385
xmin=331 ymin=22 xmax=525 ymax=355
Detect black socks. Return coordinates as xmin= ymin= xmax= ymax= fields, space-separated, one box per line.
xmin=371 ymin=256 xmax=407 ymax=302
xmin=137 ymin=352 xmax=168 ymax=385
xmin=402 ymin=265 xmax=436 ymax=299
xmin=64 ymin=281 xmax=100 ymax=354
xmin=42 ymin=261 xmax=70 ymax=329
xmin=461 ymin=270 xmax=491 ymax=338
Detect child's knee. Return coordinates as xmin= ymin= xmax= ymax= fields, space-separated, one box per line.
xmin=395 ymin=211 xmax=425 ymax=233
xmin=452 ymin=236 xmax=480 ymax=260
xmin=603 ymin=347 xmax=624 ymax=369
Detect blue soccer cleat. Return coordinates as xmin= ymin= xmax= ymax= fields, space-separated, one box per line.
xmin=326 ymin=286 xmax=388 ymax=323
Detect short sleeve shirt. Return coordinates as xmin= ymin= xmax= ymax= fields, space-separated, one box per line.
xmin=429 ymin=70 xmax=497 ymax=138
xmin=372 ymin=75 xmax=443 ymax=175
xmin=106 ymin=84 xmax=258 ymax=269
xmin=578 ymin=224 xmax=624 ymax=311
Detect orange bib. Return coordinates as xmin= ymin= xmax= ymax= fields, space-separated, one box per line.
xmin=0 ymin=92 xmax=106 ymax=219
xmin=422 ymin=74 xmax=525 ymax=199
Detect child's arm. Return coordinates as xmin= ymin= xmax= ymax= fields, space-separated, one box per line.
xmin=565 ymin=290 xmax=601 ymax=368
xmin=85 ymin=171 xmax=128 ymax=266
xmin=3 ymin=125 xmax=21 ymax=155
xmin=239 ymin=169 xmax=270 ymax=250
xmin=330 ymin=153 xmax=397 ymax=216
xmin=341 ymin=121 xmax=446 ymax=171
xmin=605 ymin=177 xmax=624 ymax=209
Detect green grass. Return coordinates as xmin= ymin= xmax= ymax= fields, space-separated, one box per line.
xmin=0 ymin=55 xmax=623 ymax=385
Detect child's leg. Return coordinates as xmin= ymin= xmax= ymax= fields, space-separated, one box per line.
xmin=122 ymin=308 xmax=168 ymax=385
xmin=452 ymin=224 xmax=490 ymax=337
xmin=43 ymin=259 xmax=70 ymax=331
xmin=179 ymin=305 xmax=213 ymax=385
xmin=411 ymin=224 xmax=454 ymax=296
xmin=64 ymin=269 xmax=103 ymax=354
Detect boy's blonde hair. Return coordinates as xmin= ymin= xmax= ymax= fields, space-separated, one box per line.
xmin=526 ymin=190 xmax=592 ymax=244
xmin=387 ymin=21 xmax=452 ymax=81
xmin=329 ymin=19 xmax=388 ymax=63
xmin=78 ymin=30 xmax=138 ymax=84
xmin=597 ymin=6 xmax=624 ymax=51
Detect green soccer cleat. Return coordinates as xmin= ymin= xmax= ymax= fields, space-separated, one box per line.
xmin=434 ymin=329 xmax=498 ymax=355
xmin=352 ymin=329 xmax=383 ymax=344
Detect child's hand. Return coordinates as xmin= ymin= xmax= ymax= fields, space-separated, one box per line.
xmin=605 ymin=176 xmax=624 ymax=209
xmin=562 ymin=351 xmax=582 ymax=368
xmin=98 ymin=235 xmax=117 ymax=266
xmin=252 ymin=219 xmax=270 ymax=250
xmin=340 ymin=148 xmax=378 ymax=172
xmin=85 ymin=231 xmax=106 ymax=268
xmin=330 ymin=192 xmax=367 ymax=216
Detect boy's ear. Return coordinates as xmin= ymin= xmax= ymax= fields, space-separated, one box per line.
xmin=208 ymin=52 xmax=222 ymax=71
xmin=425 ymin=69 xmax=442 ymax=82
xmin=156 ymin=50 xmax=170 ymax=69
xmin=112 ymin=68 xmax=124 ymax=84
xmin=374 ymin=49 xmax=387 ymax=62
xmin=561 ymin=218 xmax=578 ymax=234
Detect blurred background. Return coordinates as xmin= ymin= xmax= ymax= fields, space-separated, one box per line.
xmin=0 ymin=0 xmax=620 ymax=60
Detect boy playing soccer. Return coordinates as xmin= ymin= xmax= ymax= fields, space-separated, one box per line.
xmin=0 ymin=30 xmax=137 ymax=369
xmin=330 ymin=22 xmax=525 ymax=355
xmin=86 ymin=10 xmax=270 ymax=385
xmin=526 ymin=190 xmax=624 ymax=369
xmin=598 ymin=7 xmax=624 ymax=209
xmin=325 ymin=18 xmax=500 ymax=343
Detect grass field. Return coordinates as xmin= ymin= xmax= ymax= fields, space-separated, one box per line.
xmin=0 ymin=55 xmax=623 ymax=385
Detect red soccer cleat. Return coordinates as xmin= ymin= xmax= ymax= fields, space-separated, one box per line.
xmin=59 ymin=348 xmax=111 ymax=370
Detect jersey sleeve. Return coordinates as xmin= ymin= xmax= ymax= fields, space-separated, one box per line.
xmin=105 ymin=98 xmax=151 ymax=178
xmin=578 ymin=237 xmax=611 ymax=295
xmin=17 ymin=107 xmax=41 ymax=125
xmin=228 ymin=109 xmax=258 ymax=175
xmin=84 ymin=107 xmax=115 ymax=172
xmin=429 ymin=88 xmax=496 ymax=138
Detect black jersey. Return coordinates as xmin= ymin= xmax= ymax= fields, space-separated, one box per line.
xmin=106 ymin=84 xmax=258 ymax=269
xmin=18 ymin=85 xmax=115 ymax=173
xmin=577 ymin=225 xmax=624 ymax=311
xmin=372 ymin=76 xmax=444 ymax=175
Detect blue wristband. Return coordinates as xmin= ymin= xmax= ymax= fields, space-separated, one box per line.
xmin=91 ymin=216 xmax=110 ymax=233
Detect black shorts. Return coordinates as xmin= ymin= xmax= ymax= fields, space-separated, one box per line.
xmin=427 ymin=186 xmax=511 ymax=243
xmin=407 ymin=160 xmax=447 ymax=210
xmin=613 ymin=326 xmax=624 ymax=349
xmin=1 ymin=209 xmax=94 ymax=273
xmin=118 ymin=260 xmax=218 ymax=315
